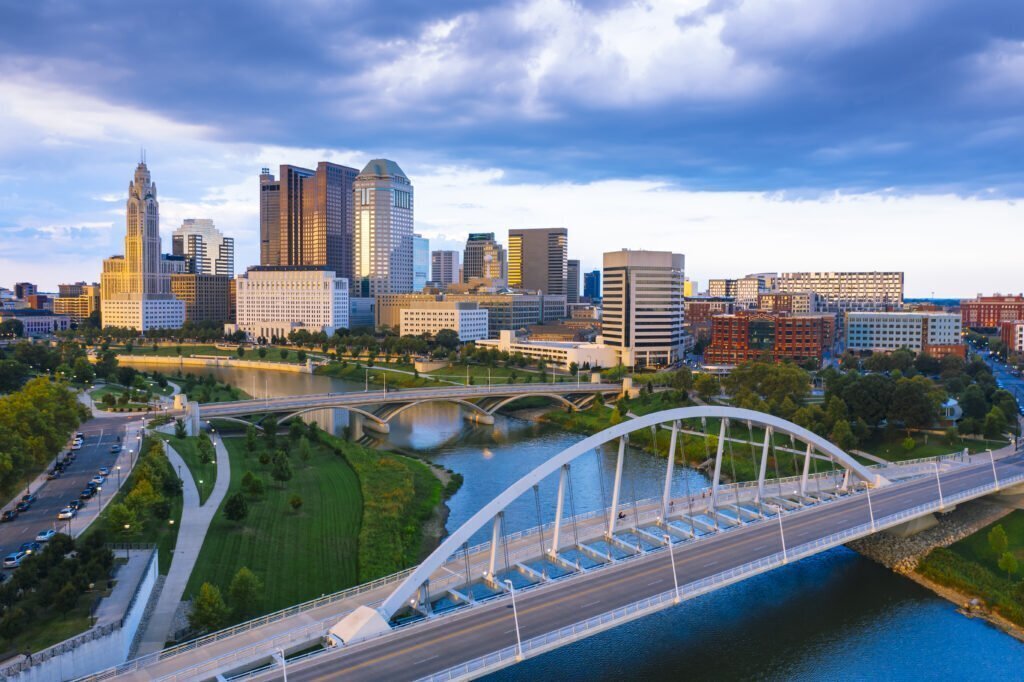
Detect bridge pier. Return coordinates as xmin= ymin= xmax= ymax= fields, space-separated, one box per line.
xmin=348 ymin=412 xmax=363 ymax=441
xmin=464 ymin=412 xmax=495 ymax=425
xmin=186 ymin=401 xmax=200 ymax=436
xmin=887 ymin=513 xmax=939 ymax=538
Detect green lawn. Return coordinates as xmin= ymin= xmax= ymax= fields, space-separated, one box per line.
xmin=120 ymin=344 xmax=307 ymax=364
xmin=918 ymin=510 xmax=1024 ymax=626
xmin=157 ymin=434 xmax=217 ymax=504
xmin=859 ymin=428 xmax=1004 ymax=461
xmin=88 ymin=383 xmax=157 ymax=411
xmin=185 ymin=436 xmax=363 ymax=618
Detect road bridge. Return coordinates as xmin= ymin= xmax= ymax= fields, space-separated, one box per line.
xmin=179 ymin=382 xmax=623 ymax=437
xmin=81 ymin=407 xmax=1023 ymax=681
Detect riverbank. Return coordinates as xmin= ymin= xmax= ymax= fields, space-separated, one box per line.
xmin=848 ymin=497 xmax=1024 ymax=641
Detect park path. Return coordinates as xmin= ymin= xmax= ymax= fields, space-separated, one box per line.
xmin=134 ymin=431 xmax=231 ymax=655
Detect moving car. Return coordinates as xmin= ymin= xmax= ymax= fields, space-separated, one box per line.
xmin=1 ymin=510 xmax=18 ymax=522
xmin=91 ymin=475 xmax=106 ymax=485
xmin=3 ymin=552 xmax=27 ymax=569
xmin=15 ymin=501 xmax=30 ymax=513
xmin=35 ymin=529 xmax=56 ymax=542
xmin=110 ymin=445 xmax=121 ymax=454
xmin=19 ymin=542 xmax=41 ymax=555
xmin=68 ymin=500 xmax=83 ymax=511
xmin=57 ymin=507 xmax=76 ymax=520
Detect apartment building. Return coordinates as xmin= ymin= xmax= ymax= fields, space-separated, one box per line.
xmin=705 ymin=310 xmax=833 ymax=365
xmin=961 ymin=294 xmax=1024 ymax=330
xmin=845 ymin=311 xmax=964 ymax=358
xmin=778 ymin=272 xmax=904 ymax=312
xmin=757 ymin=291 xmax=818 ymax=314
xmin=1000 ymin=321 xmax=1024 ymax=353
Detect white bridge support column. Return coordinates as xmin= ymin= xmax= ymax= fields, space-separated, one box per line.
xmin=756 ymin=426 xmax=773 ymax=503
xmin=549 ymin=465 xmax=569 ymax=557
xmin=710 ymin=419 xmax=728 ymax=512
xmin=607 ymin=436 xmax=627 ymax=537
xmin=800 ymin=442 xmax=813 ymax=496
xmin=348 ymin=412 xmax=364 ymax=441
xmin=487 ymin=512 xmax=503 ymax=581
xmin=186 ymin=401 xmax=201 ymax=436
xmin=661 ymin=422 xmax=679 ymax=518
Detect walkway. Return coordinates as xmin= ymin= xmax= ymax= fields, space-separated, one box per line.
xmin=133 ymin=431 xmax=231 ymax=655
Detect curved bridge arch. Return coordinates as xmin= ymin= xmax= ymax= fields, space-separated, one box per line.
xmin=480 ymin=392 xmax=580 ymax=415
xmin=376 ymin=405 xmax=887 ymax=619
xmin=207 ymin=416 xmax=265 ymax=432
xmin=275 ymin=404 xmax=387 ymax=426
xmin=376 ymin=398 xmax=491 ymax=423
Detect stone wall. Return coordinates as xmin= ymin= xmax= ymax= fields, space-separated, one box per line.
xmin=115 ymin=354 xmax=314 ymax=374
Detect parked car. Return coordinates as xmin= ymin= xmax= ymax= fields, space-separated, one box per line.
xmin=90 ymin=476 xmax=106 ymax=485
xmin=35 ymin=529 xmax=56 ymax=542
xmin=79 ymin=488 xmax=95 ymax=500
xmin=98 ymin=467 xmax=110 ymax=476
xmin=47 ymin=470 xmax=61 ymax=480
xmin=71 ymin=442 xmax=82 ymax=451
xmin=15 ymin=501 xmax=30 ymax=513
xmin=19 ymin=542 xmax=41 ymax=555
xmin=3 ymin=552 xmax=26 ymax=569
xmin=1 ymin=510 xmax=18 ymax=522
xmin=57 ymin=507 xmax=76 ymax=520
xmin=21 ymin=494 xmax=37 ymax=505
xmin=76 ymin=432 xmax=85 ymax=439
xmin=68 ymin=500 xmax=83 ymax=511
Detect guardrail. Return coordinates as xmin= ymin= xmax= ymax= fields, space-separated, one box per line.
xmin=419 ymin=469 xmax=1024 ymax=681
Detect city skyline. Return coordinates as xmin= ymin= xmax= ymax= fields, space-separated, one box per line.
xmin=3 ymin=2 xmax=1024 ymax=294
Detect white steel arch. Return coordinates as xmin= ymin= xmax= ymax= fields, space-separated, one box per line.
xmin=374 ymin=405 xmax=887 ymax=619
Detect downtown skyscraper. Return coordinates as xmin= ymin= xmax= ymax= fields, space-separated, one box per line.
xmin=508 ymin=227 xmax=567 ymax=295
xmin=353 ymin=159 xmax=415 ymax=298
xmin=259 ymin=162 xmax=359 ymax=283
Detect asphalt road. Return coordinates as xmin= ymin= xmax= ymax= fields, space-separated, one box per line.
xmin=987 ymin=353 xmax=1024 ymax=408
xmin=277 ymin=452 xmax=1024 ymax=682
xmin=0 ymin=414 xmax=136 ymax=562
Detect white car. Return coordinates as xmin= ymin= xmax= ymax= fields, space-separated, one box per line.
xmin=57 ymin=507 xmax=76 ymax=520
xmin=3 ymin=552 xmax=26 ymax=569
xmin=35 ymin=529 xmax=56 ymax=542
xmin=71 ymin=442 xmax=82 ymax=451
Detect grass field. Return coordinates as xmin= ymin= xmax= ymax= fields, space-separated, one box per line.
xmin=859 ymin=428 xmax=1004 ymax=461
xmin=184 ymin=436 xmax=363 ymax=617
xmin=157 ymin=434 xmax=217 ymax=504
xmin=120 ymin=344 xmax=307 ymax=364
xmin=918 ymin=510 xmax=1024 ymax=626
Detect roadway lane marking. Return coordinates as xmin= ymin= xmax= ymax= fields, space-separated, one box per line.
xmin=702 ymin=561 xmax=718 ymax=567
xmin=581 ymin=600 xmax=601 ymax=607
xmin=414 ymin=655 xmax=438 ymax=664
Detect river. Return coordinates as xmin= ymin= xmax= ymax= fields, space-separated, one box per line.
xmin=139 ymin=362 xmax=1024 ymax=678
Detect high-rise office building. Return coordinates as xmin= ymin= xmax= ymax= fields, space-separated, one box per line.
xmin=508 ymin=228 xmax=567 ymax=295
xmin=170 ymin=274 xmax=231 ymax=323
xmin=566 ymin=259 xmax=580 ymax=304
xmin=100 ymin=161 xmax=185 ymax=331
xmin=58 ymin=282 xmax=89 ymax=298
xmin=413 ymin=234 xmax=429 ymax=292
xmin=173 ymin=218 xmax=234 ymax=276
xmin=14 ymin=283 xmax=37 ymax=299
xmin=353 ymin=159 xmax=414 ymax=298
xmin=54 ymin=284 xmax=100 ymax=323
xmin=463 ymin=233 xmax=506 ymax=284
xmin=431 ymin=250 xmax=460 ymax=289
xmin=583 ymin=270 xmax=601 ymax=302
xmin=602 ymin=249 xmax=686 ymax=367
xmin=231 ymin=266 xmax=349 ymax=341
xmin=259 ymin=162 xmax=359 ymax=283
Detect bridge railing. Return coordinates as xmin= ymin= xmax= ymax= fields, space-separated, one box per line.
xmin=418 ymin=469 xmax=1024 ymax=682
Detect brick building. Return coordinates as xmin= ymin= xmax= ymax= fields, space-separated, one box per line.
xmin=705 ymin=310 xmax=832 ymax=365
xmin=960 ymin=294 xmax=1024 ymax=331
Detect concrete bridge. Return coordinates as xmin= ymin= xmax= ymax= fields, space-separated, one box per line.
xmin=180 ymin=381 xmax=624 ymax=438
xmin=80 ymin=407 xmax=1024 ymax=681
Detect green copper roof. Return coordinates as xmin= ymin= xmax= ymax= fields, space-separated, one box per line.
xmin=359 ymin=158 xmax=407 ymax=179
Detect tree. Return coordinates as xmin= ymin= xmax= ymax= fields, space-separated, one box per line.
xmin=887 ymin=378 xmax=937 ymax=429
xmin=989 ymin=524 xmax=1009 ymax=557
xmin=288 ymin=419 xmax=304 ymax=441
xmin=984 ymin=407 xmax=1007 ymax=439
xmin=258 ymin=347 xmax=267 ymax=358
xmin=227 ymin=567 xmax=263 ymax=620
xmin=694 ymin=373 xmax=718 ymax=401
xmin=107 ymin=503 xmax=137 ymax=532
xmin=72 ymin=356 xmax=95 ymax=384
xmin=297 ymin=350 xmax=307 ymax=363
xmin=298 ymin=436 xmax=312 ymax=465
xmin=0 ymin=318 xmax=24 ymax=338
xmin=197 ymin=435 xmax=215 ymax=465
xmin=223 ymin=491 xmax=249 ymax=523
xmin=175 ymin=418 xmax=187 ymax=439
xmin=245 ymin=424 xmax=258 ymax=456
xmin=288 ymin=494 xmax=304 ymax=511
xmin=960 ymin=385 xmax=988 ymax=420
xmin=279 ymin=348 xmax=289 ymax=360
xmin=0 ymin=359 xmax=29 ymax=392
xmin=54 ymin=581 xmax=80 ymax=616
xmin=568 ymin=362 xmax=579 ymax=376
xmin=901 ymin=436 xmax=916 ymax=453
xmin=189 ymin=582 xmax=229 ymax=632
xmin=263 ymin=416 xmax=278 ymax=450
xmin=236 ymin=346 xmax=245 ymax=358
xmin=999 ymin=551 xmax=1019 ymax=580
xmin=830 ymin=419 xmax=857 ymax=451
xmin=271 ymin=451 xmax=293 ymax=486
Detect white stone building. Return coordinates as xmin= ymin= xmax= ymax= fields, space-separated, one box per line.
xmin=400 ymin=301 xmax=488 ymax=342
xmin=845 ymin=311 xmax=963 ymax=356
xmin=230 ymin=267 xmax=349 ymax=341
xmin=477 ymin=330 xmax=619 ymax=371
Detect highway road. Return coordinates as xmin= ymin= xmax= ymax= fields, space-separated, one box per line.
xmin=272 ymin=452 xmax=1024 ymax=682
xmin=0 ymin=414 xmax=136 ymax=562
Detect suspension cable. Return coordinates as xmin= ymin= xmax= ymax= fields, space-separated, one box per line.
xmin=682 ymin=424 xmax=696 ymax=536
xmin=597 ymin=448 xmax=609 ymax=511
xmin=500 ymin=511 xmax=511 ymax=580
xmin=462 ymin=541 xmax=471 ymax=591
xmin=566 ymin=464 xmax=580 ymax=550
xmin=727 ymin=421 xmax=740 ymax=507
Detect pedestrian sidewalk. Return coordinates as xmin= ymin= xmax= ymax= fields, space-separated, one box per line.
xmin=133 ymin=430 xmax=231 ymax=655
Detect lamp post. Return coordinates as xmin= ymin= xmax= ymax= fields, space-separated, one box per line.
xmin=934 ymin=461 xmax=945 ymax=510
xmin=97 ymin=486 xmax=103 ymax=511
xmin=123 ymin=525 xmax=131 ymax=560
xmin=504 ymin=579 xmax=523 ymax=660
xmin=663 ymin=534 xmax=679 ymax=603
xmin=116 ymin=465 xmax=122 ymax=490
xmin=864 ymin=481 xmax=876 ymax=532
xmin=989 ymin=449 xmax=1000 ymax=491
xmin=769 ymin=504 xmax=788 ymax=563
xmin=277 ymin=648 xmax=288 ymax=682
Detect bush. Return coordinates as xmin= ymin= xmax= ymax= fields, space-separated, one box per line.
xmin=901 ymin=436 xmax=916 ymax=453
xmin=288 ymin=494 xmax=303 ymax=512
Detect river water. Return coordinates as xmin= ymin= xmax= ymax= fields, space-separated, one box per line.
xmin=142 ymin=362 xmax=1024 ymax=679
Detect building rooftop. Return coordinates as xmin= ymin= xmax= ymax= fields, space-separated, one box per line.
xmin=359 ymin=159 xmax=407 ymax=179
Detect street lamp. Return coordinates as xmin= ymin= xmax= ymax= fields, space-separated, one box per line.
xmin=116 ymin=465 xmax=122 ymax=490
xmin=277 ymin=648 xmax=288 ymax=682
xmin=863 ymin=481 xmax=876 ymax=533
xmin=123 ymin=525 xmax=131 ymax=560
xmin=663 ymin=534 xmax=679 ymax=603
xmin=769 ymin=504 xmax=788 ymax=563
xmin=97 ymin=486 xmax=103 ymax=510
xmin=934 ymin=461 xmax=945 ymax=510
xmin=503 ymin=579 xmax=523 ymax=660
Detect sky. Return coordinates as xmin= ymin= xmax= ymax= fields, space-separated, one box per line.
xmin=1 ymin=0 xmax=1023 ymax=297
